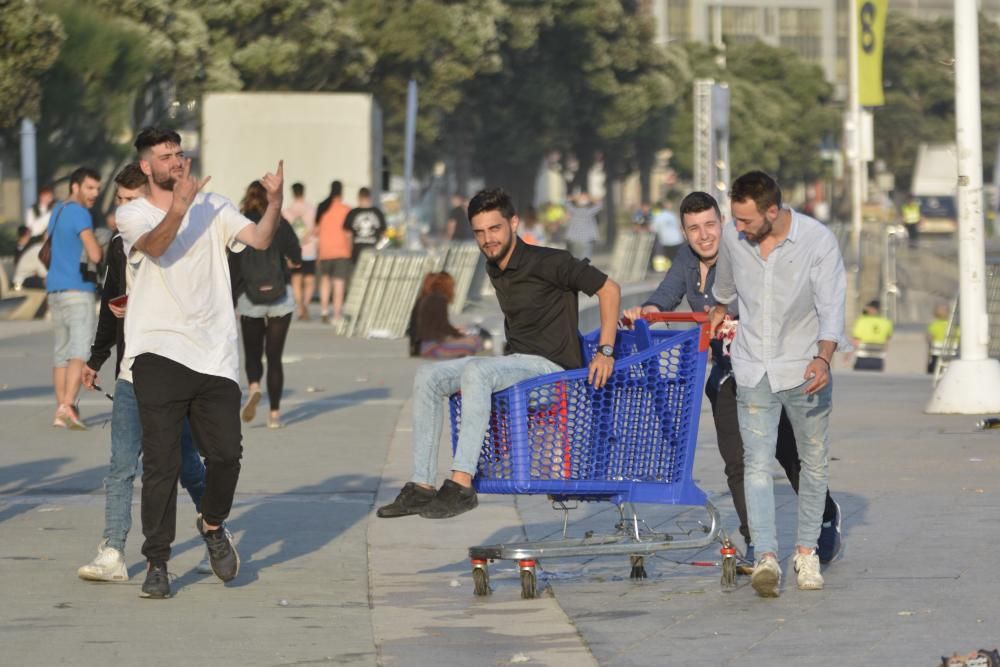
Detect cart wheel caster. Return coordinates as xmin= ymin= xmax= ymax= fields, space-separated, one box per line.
xmin=518 ymin=559 xmax=538 ymax=599
xmin=471 ymin=559 xmax=491 ymax=597
xmin=720 ymin=545 xmax=737 ymax=589
xmin=629 ymin=555 xmax=647 ymax=580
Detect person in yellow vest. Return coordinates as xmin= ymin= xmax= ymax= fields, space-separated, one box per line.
xmin=901 ymin=198 xmax=921 ymax=249
xmin=926 ymin=302 xmax=956 ymax=374
xmin=851 ymin=300 xmax=893 ymax=371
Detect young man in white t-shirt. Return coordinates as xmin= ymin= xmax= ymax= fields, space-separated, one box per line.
xmin=115 ymin=127 xmax=284 ymax=599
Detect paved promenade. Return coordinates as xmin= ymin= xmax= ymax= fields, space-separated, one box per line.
xmin=1 ymin=317 xmax=997 ymax=666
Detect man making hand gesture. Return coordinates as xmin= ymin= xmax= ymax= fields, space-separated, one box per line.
xmin=115 ymin=126 xmax=284 ymax=599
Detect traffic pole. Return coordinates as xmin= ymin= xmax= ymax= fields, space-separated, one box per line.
xmin=926 ymin=1 xmax=1000 ymax=414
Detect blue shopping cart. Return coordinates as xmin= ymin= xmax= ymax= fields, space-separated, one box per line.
xmin=449 ymin=312 xmax=737 ymax=598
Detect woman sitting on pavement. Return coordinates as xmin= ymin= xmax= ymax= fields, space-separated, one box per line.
xmin=408 ymin=272 xmax=481 ymax=359
xmin=232 ymin=181 xmax=302 ymax=429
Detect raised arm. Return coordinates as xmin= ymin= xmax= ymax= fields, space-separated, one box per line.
xmin=237 ymin=160 xmax=284 ymax=250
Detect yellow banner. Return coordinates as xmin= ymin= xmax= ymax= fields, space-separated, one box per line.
xmin=858 ymin=0 xmax=888 ymax=106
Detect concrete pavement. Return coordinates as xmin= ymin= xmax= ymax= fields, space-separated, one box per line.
xmin=2 ymin=315 xmax=998 ymax=666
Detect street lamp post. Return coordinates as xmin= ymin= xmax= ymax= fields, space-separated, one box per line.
xmin=925 ymin=1 xmax=1000 ymax=414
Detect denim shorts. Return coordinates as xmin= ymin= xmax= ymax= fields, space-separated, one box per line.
xmin=48 ymin=290 xmax=96 ymax=366
xmin=236 ymin=286 xmax=296 ymax=319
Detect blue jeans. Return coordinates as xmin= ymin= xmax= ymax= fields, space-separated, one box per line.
xmin=104 ymin=379 xmax=206 ymax=552
xmin=737 ymin=374 xmax=832 ymax=557
xmin=411 ymin=354 xmax=562 ymax=485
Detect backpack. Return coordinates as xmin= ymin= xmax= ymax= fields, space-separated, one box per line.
xmin=240 ymin=245 xmax=286 ymax=305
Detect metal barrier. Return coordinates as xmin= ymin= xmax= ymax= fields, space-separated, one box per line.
xmin=341 ymin=250 xmax=437 ymax=339
xmin=608 ymin=231 xmax=654 ymax=284
xmin=441 ymin=242 xmax=484 ymax=316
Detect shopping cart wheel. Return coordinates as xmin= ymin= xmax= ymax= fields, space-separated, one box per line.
xmin=518 ymin=559 xmax=538 ymax=599
xmin=471 ymin=559 xmax=491 ymax=597
xmin=629 ymin=555 xmax=647 ymax=580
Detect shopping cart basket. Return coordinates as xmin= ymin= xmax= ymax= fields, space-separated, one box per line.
xmin=448 ymin=312 xmax=737 ymax=598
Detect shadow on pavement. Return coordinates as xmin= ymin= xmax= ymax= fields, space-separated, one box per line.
xmin=279 ymin=387 xmax=390 ymax=426
xmin=0 ymin=458 xmax=106 ymax=524
xmin=0 ymin=385 xmax=55 ymax=400
xmin=170 ymin=473 xmax=378 ymax=593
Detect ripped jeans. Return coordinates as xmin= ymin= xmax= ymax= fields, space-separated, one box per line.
xmin=736 ymin=374 xmax=832 ymax=557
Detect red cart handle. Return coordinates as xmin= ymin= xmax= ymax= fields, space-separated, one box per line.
xmin=621 ymin=311 xmax=712 ymax=353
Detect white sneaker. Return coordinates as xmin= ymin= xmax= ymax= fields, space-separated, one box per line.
xmin=195 ymin=547 xmax=213 ymax=575
xmin=750 ymin=553 xmax=781 ymax=598
xmin=77 ymin=541 xmax=128 ymax=582
xmin=793 ymin=551 xmax=824 ymax=590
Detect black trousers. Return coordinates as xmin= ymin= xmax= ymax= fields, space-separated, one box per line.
xmin=132 ymin=353 xmax=243 ymax=563
xmin=240 ymin=313 xmax=292 ymax=411
xmin=705 ymin=369 xmax=836 ymax=546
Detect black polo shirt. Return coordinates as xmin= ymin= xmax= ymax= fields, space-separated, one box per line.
xmin=486 ymin=239 xmax=608 ymax=370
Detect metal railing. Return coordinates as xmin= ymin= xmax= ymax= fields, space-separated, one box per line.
xmin=608 ymin=231 xmax=654 ymax=285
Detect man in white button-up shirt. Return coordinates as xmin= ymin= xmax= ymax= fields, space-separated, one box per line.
xmin=709 ymin=171 xmax=848 ymax=598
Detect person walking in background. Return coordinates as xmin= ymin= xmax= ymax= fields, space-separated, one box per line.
xmin=407 ymin=272 xmax=481 ymax=359
xmin=710 ymin=170 xmax=848 ymax=598
xmin=233 ymin=181 xmax=302 ymax=429
xmin=850 ymin=300 xmax=893 ymax=371
xmin=517 ymin=206 xmax=547 ymax=246
xmin=283 ymin=182 xmax=317 ymax=321
xmin=650 ymin=198 xmax=684 ymax=266
xmin=46 ymin=167 xmax=104 ymax=430
xmin=78 ymin=163 xmax=210 ymax=582
xmin=926 ymin=302 xmax=955 ymax=374
xmin=563 ymin=191 xmax=602 ymax=259
xmin=901 ymin=197 xmax=921 ymax=249
xmin=346 ymin=187 xmax=387 ymax=263
xmin=26 ymin=184 xmax=56 ymax=242
xmin=445 ymin=193 xmax=473 ymax=242
xmin=315 ymin=180 xmax=352 ymax=325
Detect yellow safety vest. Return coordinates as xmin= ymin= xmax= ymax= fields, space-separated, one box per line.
xmin=852 ymin=314 xmax=894 ymax=345
xmin=902 ymin=202 xmax=921 ymax=225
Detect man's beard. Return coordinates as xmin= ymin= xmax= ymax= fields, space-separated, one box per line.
xmin=152 ymin=170 xmax=175 ymax=191
xmin=480 ymin=235 xmax=513 ymax=263
xmin=745 ymin=219 xmax=772 ymax=243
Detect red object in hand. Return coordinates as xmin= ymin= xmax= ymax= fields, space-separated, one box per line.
xmin=109 ymin=294 xmax=128 ymax=308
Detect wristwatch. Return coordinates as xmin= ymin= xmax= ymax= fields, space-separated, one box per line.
xmin=598 ymin=344 xmax=615 ymax=359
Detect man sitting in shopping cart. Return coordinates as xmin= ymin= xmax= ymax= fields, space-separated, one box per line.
xmin=623 ymin=191 xmax=842 ymax=571
xmin=377 ymin=188 xmax=622 ymax=519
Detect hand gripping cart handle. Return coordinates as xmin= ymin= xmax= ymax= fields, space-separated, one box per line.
xmin=455 ymin=312 xmax=739 ymax=599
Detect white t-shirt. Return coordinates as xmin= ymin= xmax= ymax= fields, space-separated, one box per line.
xmin=116 ymin=193 xmax=251 ymax=384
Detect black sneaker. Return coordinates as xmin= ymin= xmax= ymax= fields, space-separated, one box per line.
xmin=140 ymin=562 xmax=171 ymax=599
xmin=197 ymin=516 xmax=240 ymax=582
xmin=817 ymin=498 xmax=842 ymax=564
xmin=419 ymin=480 xmax=478 ymax=519
xmin=376 ymin=482 xmax=437 ymax=518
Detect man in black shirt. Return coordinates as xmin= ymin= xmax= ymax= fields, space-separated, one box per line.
xmin=445 ymin=193 xmax=473 ymax=242
xmin=345 ymin=187 xmax=387 ymax=263
xmin=378 ymin=188 xmax=621 ymax=519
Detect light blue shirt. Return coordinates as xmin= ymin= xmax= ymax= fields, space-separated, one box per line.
xmin=712 ymin=209 xmax=849 ymax=392
xmin=650 ymin=209 xmax=683 ymax=247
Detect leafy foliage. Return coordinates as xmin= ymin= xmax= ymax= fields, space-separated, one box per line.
xmin=0 ymin=0 xmax=64 ymax=126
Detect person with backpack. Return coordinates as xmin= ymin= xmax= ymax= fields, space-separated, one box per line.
xmin=231 ymin=181 xmax=302 ymax=429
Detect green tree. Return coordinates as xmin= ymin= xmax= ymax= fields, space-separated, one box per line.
xmin=875 ymin=11 xmax=1000 ymax=192
xmin=199 ymin=0 xmax=374 ymax=92
xmin=668 ymin=41 xmax=840 ymax=186
xmin=36 ymin=0 xmax=154 ymax=182
xmin=0 ymin=0 xmax=64 ymax=128
xmin=349 ymin=0 xmax=507 ymax=173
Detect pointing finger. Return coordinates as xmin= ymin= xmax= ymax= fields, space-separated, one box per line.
xmin=198 ymin=175 xmax=212 ymax=190
xmin=182 ymin=158 xmax=192 ymax=179
xmin=276 ymin=159 xmax=284 ymax=178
